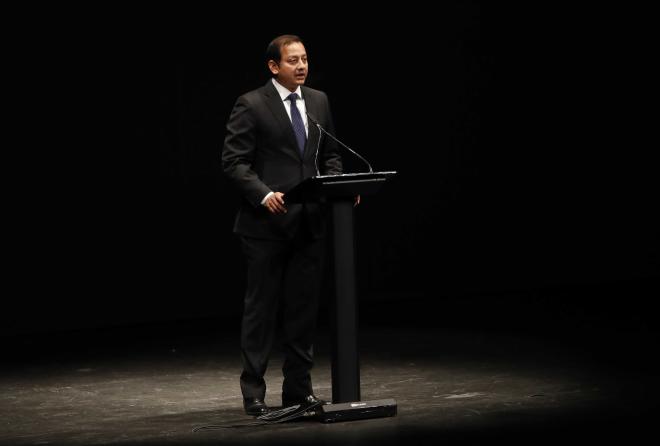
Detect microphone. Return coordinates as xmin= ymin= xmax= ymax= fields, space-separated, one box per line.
xmin=306 ymin=112 xmax=374 ymax=175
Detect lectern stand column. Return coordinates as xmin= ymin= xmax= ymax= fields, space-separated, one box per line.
xmin=330 ymin=199 xmax=361 ymax=403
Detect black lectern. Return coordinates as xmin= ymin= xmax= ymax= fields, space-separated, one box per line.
xmin=286 ymin=171 xmax=397 ymax=421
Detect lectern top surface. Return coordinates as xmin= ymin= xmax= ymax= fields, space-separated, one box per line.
xmin=313 ymin=171 xmax=397 ymax=181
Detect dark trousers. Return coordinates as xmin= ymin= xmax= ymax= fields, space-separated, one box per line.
xmin=239 ymin=223 xmax=324 ymax=401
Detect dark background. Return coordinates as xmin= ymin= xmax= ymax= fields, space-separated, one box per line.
xmin=4 ymin=3 xmax=657 ymax=337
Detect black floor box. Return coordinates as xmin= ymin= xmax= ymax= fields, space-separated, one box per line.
xmin=317 ymin=398 xmax=397 ymax=423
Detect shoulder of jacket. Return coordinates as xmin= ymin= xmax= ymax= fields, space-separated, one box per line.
xmin=302 ymin=86 xmax=328 ymax=100
xmin=238 ymin=88 xmax=263 ymax=103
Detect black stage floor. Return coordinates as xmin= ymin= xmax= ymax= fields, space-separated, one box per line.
xmin=2 ymin=283 xmax=658 ymax=445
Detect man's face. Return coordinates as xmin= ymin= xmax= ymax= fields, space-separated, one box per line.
xmin=269 ymin=42 xmax=308 ymax=91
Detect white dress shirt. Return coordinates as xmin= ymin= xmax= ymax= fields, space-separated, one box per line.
xmin=271 ymin=78 xmax=309 ymax=137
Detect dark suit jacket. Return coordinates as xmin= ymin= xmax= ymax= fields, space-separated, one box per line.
xmin=222 ymin=80 xmax=343 ymax=240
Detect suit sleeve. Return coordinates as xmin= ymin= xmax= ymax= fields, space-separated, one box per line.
xmin=320 ymin=94 xmax=343 ymax=175
xmin=221 ymin=96 xmax=271 ymax=207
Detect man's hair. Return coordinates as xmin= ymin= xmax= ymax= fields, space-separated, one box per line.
xmin=265 ymin=34 xmax=303 ymax=65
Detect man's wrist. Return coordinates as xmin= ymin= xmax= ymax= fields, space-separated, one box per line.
xmin=260 ymin=191 xmax=274 ymax=205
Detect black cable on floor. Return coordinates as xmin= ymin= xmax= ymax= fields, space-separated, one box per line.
xmin=192 ymin=402 xmax=324 ymax=431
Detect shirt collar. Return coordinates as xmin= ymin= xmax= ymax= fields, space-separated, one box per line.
xmin=272 ymin=78 xmax=303 ymax=102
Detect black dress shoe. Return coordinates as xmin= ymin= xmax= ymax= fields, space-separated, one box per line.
xmin=243 ymin=397 xmax=268 ymax=416
xmin=282 ymin=394 xmax=324 ymax=408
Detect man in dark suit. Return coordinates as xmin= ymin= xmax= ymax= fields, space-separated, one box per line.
xmin=222 ymin=35 xmax=343 ymax=416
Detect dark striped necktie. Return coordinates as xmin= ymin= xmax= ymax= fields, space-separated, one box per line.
xmin=287 ymin=93 xmax=306 ymax=155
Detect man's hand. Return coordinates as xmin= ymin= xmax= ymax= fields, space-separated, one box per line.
xmin=264 ymin=192 xmax=287 ymax=214
xmin=354 ymin=195 xmax=361 ymax=207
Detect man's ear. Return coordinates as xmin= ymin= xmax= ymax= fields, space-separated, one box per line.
xmin=267 ymin=60 xmax=279 ymax=75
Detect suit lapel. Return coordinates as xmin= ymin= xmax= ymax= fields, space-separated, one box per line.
xmin=262 ymin=81 xmax=301 ymax=159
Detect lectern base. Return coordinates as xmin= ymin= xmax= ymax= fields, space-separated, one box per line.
xmin=317 ymin=399 xmax=397 ymax=423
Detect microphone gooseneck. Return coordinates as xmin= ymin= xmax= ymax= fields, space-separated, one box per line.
xmin=307 ymin=112 xmax=374 ymax=175
xmin=311 ymin=119 xmax=322 ymax=177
